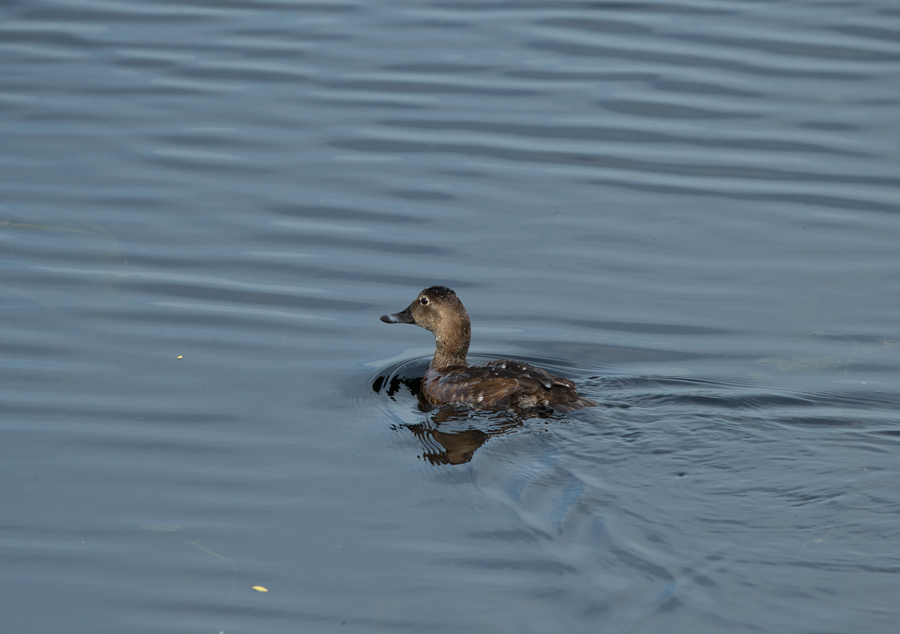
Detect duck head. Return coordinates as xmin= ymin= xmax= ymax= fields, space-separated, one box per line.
xmin=381 ymin=286 xmax=471 ymax=368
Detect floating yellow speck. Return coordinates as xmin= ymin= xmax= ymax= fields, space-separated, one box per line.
xmin=176 ymin=355 xmax=183 ymax=359
xmin=252 ymin=586 xmax=268 ymax=592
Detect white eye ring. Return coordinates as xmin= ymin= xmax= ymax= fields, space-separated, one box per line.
xmin=419 ymin=296 xmax=429 ymax=305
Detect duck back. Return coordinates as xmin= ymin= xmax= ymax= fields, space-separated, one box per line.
xmin=423 ymin=359 xmax=597 ymax=412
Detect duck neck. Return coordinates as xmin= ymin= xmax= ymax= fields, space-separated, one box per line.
xmin=430 ymin=318 xmax=470 ymax=371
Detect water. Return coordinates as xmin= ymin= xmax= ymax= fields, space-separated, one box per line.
xmin=2 ymin=0 xmax=899 ymax=632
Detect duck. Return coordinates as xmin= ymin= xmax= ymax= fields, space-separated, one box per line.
xmin=380 ymin=286 xmax=597 ymax=412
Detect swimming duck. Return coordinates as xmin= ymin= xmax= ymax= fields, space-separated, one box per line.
xmin=380 ymin=286 xmax=596 ymax=412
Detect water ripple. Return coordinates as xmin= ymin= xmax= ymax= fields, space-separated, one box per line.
xmin=3 ymin=0 xmax=900 ymax=631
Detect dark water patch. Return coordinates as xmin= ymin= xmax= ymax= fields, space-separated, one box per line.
xmin=588 ymin=178 xmax=900 ymax=214
xmin=653 ymin=79 xmax=763 ymax=98
xmin=387 ymin=189 xmax=458 ymax=201
xmin=0 ymin=402 xmax=241 ymax=424
xmin=810 ymin=388 xmax=900 ymax=412
xmin=228 ymin=27 xmax=352 ymax=41
xmin=455 ymin=557 xmax=578 ymax=575
xmin=309 ymin=96 xmax=430 ymax=110
xmin=805 ymin=331 xmax=895 ymax=344
xmin=90 ymin=196 xmax=170 ymax=210
xmin=333 ymin=138 xmax=897 ymax=187
xmin=382 ymin=118 xmax=867 ymax=156
xmin=260 ymin=228 xmax=452 ymax=256
xmin=631 ymin=391 xmax=820 ymax=412
xmin=684 ymin=33 xmax=900 ymax=62
xmin=0 ymin=28 xmax=98 ymax=48
xmin=831 ymin=24 xmax=900 ymax=42
xmin=151 ymin=131 xmax=275 ymax=151
xmin=0 ymin=340 xmax=81 ymax=358
xmin=101 ymin=306 xmax=339 ymax=333
xmin=17 ymin=5 xmax=211 ymax=23
xmin=523 ymin=343 xmax=700 ymax=367
xmin=797 ymin=120 xmax=864 ymax=131
xmin=173 ymin=65 xmax=309 ymax=84
xmin=383 ymin=62 xmax=494 ymax=73
xmin=133 ymin=284 xmax=363 ymax=313
xmin=503 ymin=69 xmax=656 ymax=81
xmin=71 ymin=83 xmax=233 ymax=98
xmin=564 ymin=318 xmax=730 ymax=336
xmin=855 ymin=98 xmax=900 ymax=107
xmin=778 ymin=416 xmax=882 ymax=428
xmin=538 ymin=17 xmax=652 ymax=35
xmin=151 ymin=0 xmax=360 ymax=11
xmin=598 ymin=99 xmax=761 ymax=120
xmin=468 ymin=528 xmax=551 ymax=543
xmin=392 ymin=19 xmax=473 ymax=29
xmin=432 ymin=1 xmax=735 ymax=14
xmin=317 ymin=77 xmax=541 ymax=97
xmin=140 ymin=154 xmax=268 ymax=175
xmin=267 ymin=203 xmax=431 ymax=224
xmin=528 ymin=40 xmax=869 ymax=80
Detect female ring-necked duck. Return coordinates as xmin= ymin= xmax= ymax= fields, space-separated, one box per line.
xmin=381 ymin=286 xmax=596 ymax=412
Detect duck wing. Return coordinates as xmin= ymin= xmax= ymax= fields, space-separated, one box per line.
xmin=426 ymin=365 xmax=521 ymax=407
xmin=483 ymin=360 xmax=597 ymax=411
xmin=425 ymin=361 xmax=597 ymax=410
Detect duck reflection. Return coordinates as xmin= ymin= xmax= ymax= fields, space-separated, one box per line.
xmin=403 ymin=407 xmax=524 ymax=465
xmin=373 ymin=370 xmax=556 ymax=465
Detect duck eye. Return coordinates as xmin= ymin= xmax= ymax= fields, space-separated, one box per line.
xmin=419 ymin=297 xmax=429 ymax=305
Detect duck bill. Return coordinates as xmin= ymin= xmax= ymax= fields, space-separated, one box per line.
xmin=380 ymin=307 xmax=415 ymax=324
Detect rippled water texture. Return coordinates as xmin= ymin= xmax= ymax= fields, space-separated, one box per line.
xmin=2 ymin=0 xmax=900 ymax=632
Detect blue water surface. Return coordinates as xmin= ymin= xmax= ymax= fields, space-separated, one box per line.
xmin=2 ymin=0 xmax=899 ymax=632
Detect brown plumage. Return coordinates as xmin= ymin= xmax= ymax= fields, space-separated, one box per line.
xmin=380 ymin=286 xmax=596 ymax=412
